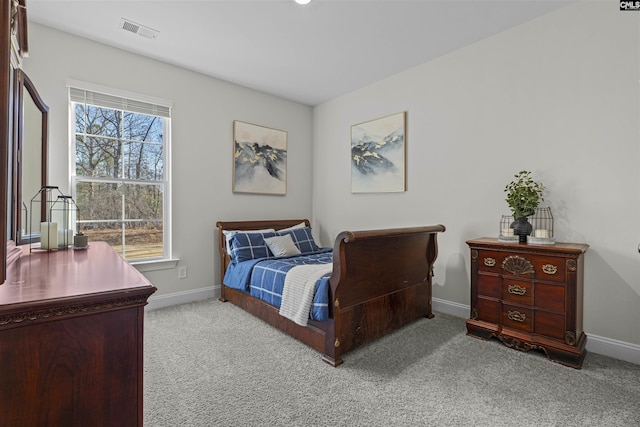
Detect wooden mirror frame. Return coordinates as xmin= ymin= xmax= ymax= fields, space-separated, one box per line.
xmin=13 ymin=69 xmax=48 ymax=245
xmin=1 ymin=1 xmax=9 ymax=284
xmin=2 ymin=0 xmax=29 ymax=284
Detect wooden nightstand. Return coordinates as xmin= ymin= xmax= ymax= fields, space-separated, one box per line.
xmin=466 ymin=238 xmax=588 ymax=368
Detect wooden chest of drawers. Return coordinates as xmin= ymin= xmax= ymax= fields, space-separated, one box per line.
xmin=466 ymin=238 xmax=588 ymax=368
xmin=0 ymin=242 xmax=156 ymax=425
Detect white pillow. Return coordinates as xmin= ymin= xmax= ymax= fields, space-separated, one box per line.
xmin=277 ymin=222 xmax=307 ymax=233
xmin=223 ymin=228 xmax=276 ymax=255
xmin=264 ymin=235 xmax=301 ymax=257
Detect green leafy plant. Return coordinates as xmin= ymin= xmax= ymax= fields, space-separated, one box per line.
xmin=504 ymin=170 xmax=545 ymax=218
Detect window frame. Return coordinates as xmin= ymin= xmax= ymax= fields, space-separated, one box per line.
xmin=68 ymin=80 xmax=173 ymax=264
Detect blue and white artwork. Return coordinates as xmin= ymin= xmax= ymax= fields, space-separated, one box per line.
xmin=233 ymin=121 xmax=287 ymax=195
xmin=351 ymin=112 xmax=406 ymax=193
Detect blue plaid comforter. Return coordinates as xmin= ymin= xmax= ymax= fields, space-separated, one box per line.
xmin=223 ymin=249 xmax=333 ymax=321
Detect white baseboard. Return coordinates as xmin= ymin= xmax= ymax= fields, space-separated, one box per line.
xmin=432 ymin=297 xmax=640 ymax=366
xmin=433 ymin=297 xmax=470 ymax=319
xmin=146 ymin=285 xmax=220 ymax=311
xmin=586 ymin=333 xmax=640 ymax=365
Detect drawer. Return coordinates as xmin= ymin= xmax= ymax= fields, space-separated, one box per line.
xmin=530 ymin=256 xmax=566 ymax=283
xmin=476 ymin=297 xmax=500 ymax=324
xmin=502 ymin=304 xmax=533 ymax=332
xmin=500 ymin=253 xmax=565 ymax=283
xmin=534 ymin=311 xmax=565 ymax=340
xmin=502 ymin=279 xmax=532 ymax=306
xmin=477 ymin=274 xmax=501 ymax=298
xmin=476 ymin=250 xmax=504 ymax=273
xmin=535 ymin=283 xmax=565 ymax=312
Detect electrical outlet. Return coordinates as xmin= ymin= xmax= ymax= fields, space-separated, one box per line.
xmin=178 ymin=266 xmax=187 ymax=279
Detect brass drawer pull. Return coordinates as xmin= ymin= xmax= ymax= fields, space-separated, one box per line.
xmin=508 ymin=284 xmax=527 ymax=296
xmin=484 ymin=257 xmax=496 ymax=267
xmin=507 ymin=311 xmax=526 ymax=322
xmin=542 ymin=264 xmax=558 ymax=275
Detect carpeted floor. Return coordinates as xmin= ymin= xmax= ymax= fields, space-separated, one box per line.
xmin=144 ymin=299 xmax=640 ymax=426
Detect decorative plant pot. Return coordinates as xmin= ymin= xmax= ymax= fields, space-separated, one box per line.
xmin=510 ymin=217 xmax=532 ymax=243
xmin=74 ymin=234 xmax=88 ymax=248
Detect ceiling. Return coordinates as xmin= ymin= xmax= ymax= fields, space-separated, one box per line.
xmin=27 ymin=0 xmax=570 ymax=106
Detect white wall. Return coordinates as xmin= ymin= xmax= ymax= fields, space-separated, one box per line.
xmin=23 ymin=2 xmax=640 ymax=351
xmin=313 ymin=2 xmax=640 ymax=346
xmin=23 ymin=23 xmax=314 ymax=300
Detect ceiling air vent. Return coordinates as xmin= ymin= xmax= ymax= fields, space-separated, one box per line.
xmin=120 ymin=18 xmax=159 ymax=40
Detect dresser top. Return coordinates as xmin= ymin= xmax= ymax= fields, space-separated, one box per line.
xmin=1 ymin=241 xmax=155 ymax=307
xmin=466 ymin=237 xmax=589 ymax=255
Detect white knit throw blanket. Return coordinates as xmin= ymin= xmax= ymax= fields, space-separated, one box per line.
xmin=279 ymin=263 xmax=332 ymax=326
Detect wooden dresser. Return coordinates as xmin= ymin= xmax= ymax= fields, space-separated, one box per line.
xmin=466 ymin=238 xmax=588 ymax=368
xmin=0 ymin=242 xmax=156 ymax=426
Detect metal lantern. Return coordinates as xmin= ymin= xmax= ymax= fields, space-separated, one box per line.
xmin=498 ymin=215 xmax=518 ymax=242
xmin=529 ymin=207 xmax=555 ymax=245
xmin=50 ymin=195 xmax=79 ymax=248
xmin=28 ymin=186 xmax=78 ymax=251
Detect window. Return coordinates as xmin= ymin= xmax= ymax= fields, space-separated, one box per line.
xmin=69 ymin=83 xmax=171 ymax=261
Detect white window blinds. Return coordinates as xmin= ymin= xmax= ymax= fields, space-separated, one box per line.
xmin=68 ymin=85 xmax=171 ymax=118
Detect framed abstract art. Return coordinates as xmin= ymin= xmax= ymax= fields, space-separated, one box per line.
xmin=233 ymin=120 xmax=287 ymax=195
xmin=350 ymin=112 xmax=406 ymax=193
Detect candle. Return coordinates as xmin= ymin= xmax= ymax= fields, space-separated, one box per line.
xmin=534 ymin=229 xmax=549 ymax=238
xmin=501 ymin=228 xmax=514 ymax=237
xmin=40 ymin=222 xmax=58 ymax=249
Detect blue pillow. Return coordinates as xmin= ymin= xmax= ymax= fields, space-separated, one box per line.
xmin=229 ymin=231 xmax=277 ymax=263
xmin=277 ymin=227 xmax=320 ymax=254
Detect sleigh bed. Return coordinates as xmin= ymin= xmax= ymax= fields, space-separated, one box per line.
xmin=216 ymin=219 xmax=445 ymax=366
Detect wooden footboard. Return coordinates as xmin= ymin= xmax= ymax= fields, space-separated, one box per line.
xmin=216 ymin=220 xmax=445 ymax=366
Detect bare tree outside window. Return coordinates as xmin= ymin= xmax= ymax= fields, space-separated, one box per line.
xmin=73 ymin=100 xmax=167 ymax=260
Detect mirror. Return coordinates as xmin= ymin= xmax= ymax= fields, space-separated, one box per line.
xmin=13 ymin=70 xmax=48 ymax=245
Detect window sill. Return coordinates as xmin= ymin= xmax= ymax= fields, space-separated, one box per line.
xmin=131 ymin=258 xmax=179 ymax=273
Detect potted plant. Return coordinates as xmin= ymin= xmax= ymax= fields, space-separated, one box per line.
xmin=74 ymin=230 xmax=88 ymax=248
xmin=504 ymin=170 xmax=545 ymax=242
